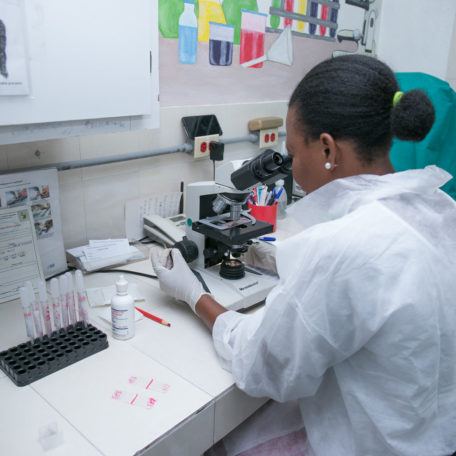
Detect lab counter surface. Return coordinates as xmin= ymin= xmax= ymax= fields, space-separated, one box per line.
xmin=0 ymin=267 xmax=267 ymax=456
xmin=0 ymin=215 xmax=303 ymax=456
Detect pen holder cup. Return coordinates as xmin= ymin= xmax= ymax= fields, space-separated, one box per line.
xmin=248 ymin=202 xmax=278 ymax=232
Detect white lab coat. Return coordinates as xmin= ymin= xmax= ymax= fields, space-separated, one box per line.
xmin=212 ymin=166 xmax=456 ymax=456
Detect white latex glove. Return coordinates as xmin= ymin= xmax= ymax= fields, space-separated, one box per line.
xmin=242 ymin=241 xmax=277 ymax=275
xmin=150 ymin=247 xmax=205 ymax=313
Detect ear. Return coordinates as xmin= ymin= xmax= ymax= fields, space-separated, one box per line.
xmin=319 ymin=133 xmax=338 ymax=168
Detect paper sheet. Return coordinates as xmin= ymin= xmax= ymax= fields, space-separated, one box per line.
xmin=0 ymin=168 xmax=66 ymax=278
xmin=125 ymin=192 xmax=182 ymax=241
xmin=85 ymin=239 xmax=131 ymax=261
xmin=86 ymin=283 xmax=144 ymax=307
xmin=0 ymin=0 xmax=30 ymax=96
xmin=0 ymin=206 xmax=43 ymax=303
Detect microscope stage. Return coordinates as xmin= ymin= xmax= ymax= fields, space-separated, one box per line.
xmin=193 ymin=219 xmax=273 ymax=247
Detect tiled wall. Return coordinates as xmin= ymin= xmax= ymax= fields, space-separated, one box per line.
xmin=447 ymin=15 xmax=456 ymax=90
xmin=0 ymin=102 xmax=288 ymax=248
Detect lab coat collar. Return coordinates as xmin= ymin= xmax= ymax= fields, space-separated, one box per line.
xmin=288 ymin=166 xmax=452 ymax=229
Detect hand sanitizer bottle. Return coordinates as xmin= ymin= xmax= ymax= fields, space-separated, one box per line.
xmin=111 ymin=275 xmax=135 ymax=340
xmin=274 ymin=179 xmax=288 ymax=219
xmin=178 ymin=0 xmax=198 ymax=64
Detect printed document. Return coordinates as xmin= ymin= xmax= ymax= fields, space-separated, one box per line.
xmin=0 ymin=206 xmax=43 ymax=303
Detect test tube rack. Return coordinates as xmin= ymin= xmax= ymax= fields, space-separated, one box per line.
xmin=0 ymin=322 xmax=108 ymax=387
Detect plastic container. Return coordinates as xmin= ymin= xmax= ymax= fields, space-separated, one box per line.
xmin=111 ymin=275 xmax=135 ymax=341
xmin=178 ymin=0 xmax=198 ymax=64
xmin=0 ymin=322 xmax=108 ymax=387
xmin=274 ymin=179 xmax=288 ymax=219
xmin=248 ymin=202 xmax=278 ymax=232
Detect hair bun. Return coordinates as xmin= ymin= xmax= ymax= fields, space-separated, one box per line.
xmin=391 ymin=90 xmax=435 ymax=142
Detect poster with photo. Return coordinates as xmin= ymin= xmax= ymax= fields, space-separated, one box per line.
xmin=0 ymin=0 xmax=30 ymax=96
xmin=0 ymin=168 xmax=66 ymax=278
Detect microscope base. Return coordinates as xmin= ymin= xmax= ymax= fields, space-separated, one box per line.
xmin=193 ymin=264 xmax=278 ymax=311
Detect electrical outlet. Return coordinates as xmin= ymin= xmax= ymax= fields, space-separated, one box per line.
xmin=193 ymin=134 xmax=220 ymax=160
xmin=259 ymin=128 xmax=279 ymax=149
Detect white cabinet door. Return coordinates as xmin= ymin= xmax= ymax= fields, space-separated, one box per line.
xmin=0 ymin=0 xmax=156 ymax=126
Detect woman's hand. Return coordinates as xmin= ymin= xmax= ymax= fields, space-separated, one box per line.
xmin=242 ymin=241 xmax=277 ymax=275
xmin=150 ymin=247 xmax=205 ymax=313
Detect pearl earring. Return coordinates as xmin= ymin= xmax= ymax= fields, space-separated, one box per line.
xmin=324 ymin=162 xmax=332 ymax=170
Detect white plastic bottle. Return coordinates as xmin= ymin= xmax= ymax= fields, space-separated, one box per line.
xmin=111 ymin=275 xmax=135 ymax=340
xmin=274 ymin=179 xmax=288 ymax=219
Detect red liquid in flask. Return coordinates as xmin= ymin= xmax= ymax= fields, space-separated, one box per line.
xmin=240 ymin=29 xmax=265 ymax=68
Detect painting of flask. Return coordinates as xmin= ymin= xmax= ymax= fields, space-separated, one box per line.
xmin=209 ymin=22 xmax=234 ymax=66
xmin=240 ymin=10 xmax=267 ymax=68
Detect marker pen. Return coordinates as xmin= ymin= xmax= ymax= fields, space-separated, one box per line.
xmin=59 ymin=274 xmax=69 ymax=328
xmin=26 ymin=281 xmax=43 ymax=338
xmin=37 ymin=280 xmax=52 ymax=335
xmin=50 ymin=278 xmax=62 ymax=330
xmin=19 ymin=287 xmax=35 ymax=339
xmin=75 ymin=270 xmax=90 ymax=324
xmin=66 ymin=272 xmax=77 ymax=325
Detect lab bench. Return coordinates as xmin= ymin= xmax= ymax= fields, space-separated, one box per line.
xmin=0 ymin=258 xmax=266 ymax=456
xmin=0 ymin=216 xmax=302 ymax=455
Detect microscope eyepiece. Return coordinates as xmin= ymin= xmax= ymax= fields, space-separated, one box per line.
xmin=230 ymin=149 xmax=288 ymax=191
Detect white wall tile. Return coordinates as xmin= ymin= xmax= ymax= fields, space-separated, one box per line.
xmin=0 ymin=149 xmax=8 ymax=170
xmin=1 ymin=101 xmax=289 ymax=247
xmin=447 ymin=12 xmax=456 ymax=81
xmin=59 ymin=169 xmax=86 ymax=248
xmin=1 ymin=138 xmax=80 ymax=170
xmin=79 ymin=130 xmax=143 ymax=180
xmin=83 ymin=170 xmax=140 ymax=240
xmin=79 ymin=130 xmax=141 ymax=160
xmin=137 ymin=101 xmax=288 ymax=151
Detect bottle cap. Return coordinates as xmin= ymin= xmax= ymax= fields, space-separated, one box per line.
xmin=50 ymin=278 xmax=59 ymax=298
xmin=25 ymin=281 xmax=35 ymax=302
xmin=59 ymin=274 xmax=67 ymax=294
xmin=66 ymin=272 xmax=74 ymax=291
xmin=75 ymin=270 xmax=85 ymax=292
xmin=37 ymin=280 xmax=47 ymax=302
xmin=19 ymin=287 xmax=29 ymax=308
xmin=115 ymin=275 xmax=129 ymax=295
xmin=276 ymin=179 xmax=284 ymax=186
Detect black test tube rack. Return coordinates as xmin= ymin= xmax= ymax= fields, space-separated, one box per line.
xmin=0 ymin=322 xmax=108 ymax=387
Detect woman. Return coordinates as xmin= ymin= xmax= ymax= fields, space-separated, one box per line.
xmin=151 ymin=55 xmax=456 ymax=455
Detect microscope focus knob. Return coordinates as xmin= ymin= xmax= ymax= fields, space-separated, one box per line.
xmin=173 ymin=237 xmax=199 ymax=264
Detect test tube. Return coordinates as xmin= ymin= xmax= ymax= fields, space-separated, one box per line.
xmin=66 ymin=272 xmax=77 ymax=325
xmin=38 ymin=280 xmax=52 ymax=335
xmin=50 ymin=278 xmax=62 ymax=330
xmin=59 ymin=274 xmax=69 ymax=328
xmin=19 ymin=287 xmax=35 ymax=339
xmin=75 ymin=270 xmax=89 ymax=324
xmin=26 ymin=281 xmax=43 ymax=338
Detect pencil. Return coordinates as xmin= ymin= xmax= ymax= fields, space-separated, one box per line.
xmin=135 ymin=306 xmax=171 ymax=327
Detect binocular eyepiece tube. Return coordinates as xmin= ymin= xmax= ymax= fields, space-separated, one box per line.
xmin=230 ymin=149 xmax=291 ymax=191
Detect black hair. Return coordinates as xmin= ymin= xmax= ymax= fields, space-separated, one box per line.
xmin=289 ymin=55 xmax=435 ymax=164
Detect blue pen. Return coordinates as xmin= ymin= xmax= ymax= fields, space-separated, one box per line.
xmin=274 ymin=187 xmax=284 ymax=201
xmin=259 ymin=236 xmax=276 ymax=242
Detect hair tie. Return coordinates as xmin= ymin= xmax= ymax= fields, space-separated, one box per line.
xmin=393 ymin=91 xmax=404 ymax=107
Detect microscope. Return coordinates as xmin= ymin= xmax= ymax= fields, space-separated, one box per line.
xmin=183 ymin=149 xmax=292 ymax=311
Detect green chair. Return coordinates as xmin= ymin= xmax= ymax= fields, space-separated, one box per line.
xmin=391 ymin=73 xmax=456 ymax=200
